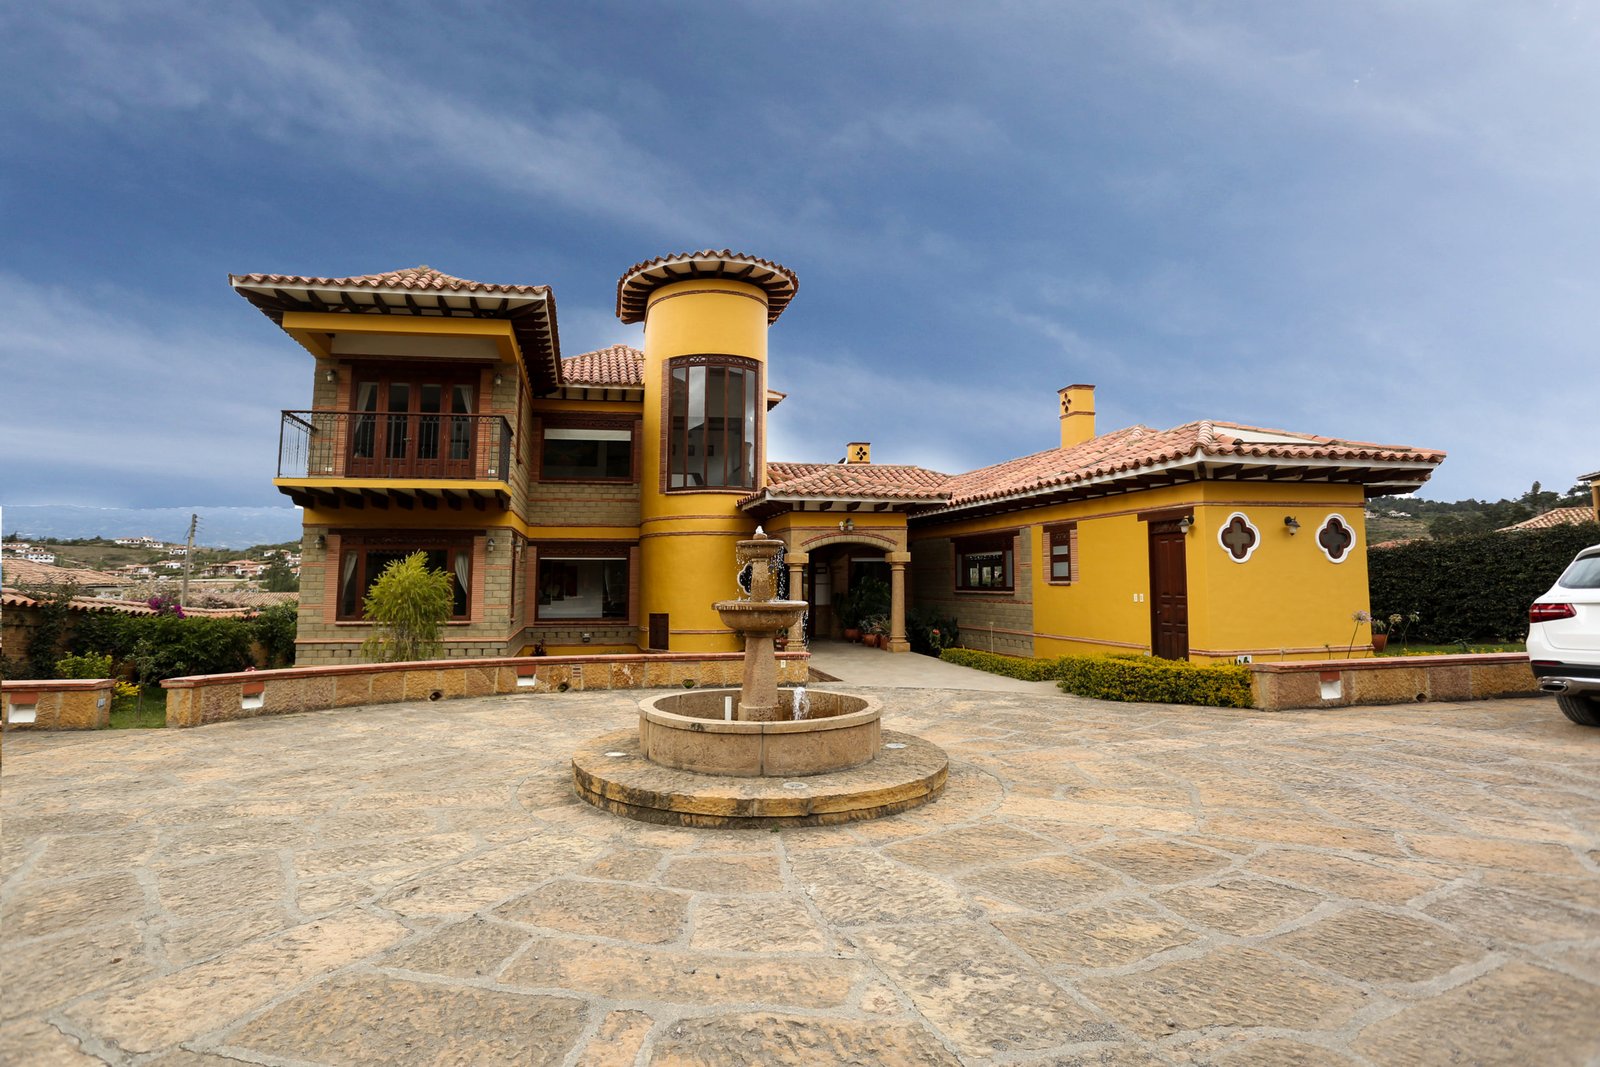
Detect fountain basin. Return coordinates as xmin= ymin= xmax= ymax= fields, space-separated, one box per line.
xmin=640 ymin=689 xmax=881 ymax=777
xmin=713 ymin=599 xmax=807 ymax=633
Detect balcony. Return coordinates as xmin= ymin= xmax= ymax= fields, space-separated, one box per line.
xmin=275 ymin=410 xmax=513 ymax=511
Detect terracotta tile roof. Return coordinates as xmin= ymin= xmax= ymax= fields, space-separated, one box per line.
xmin=935 ymin=420 xmax=1445 ymax=512
xmin=228 ymin=265 xmax=550 ymax=297
xmin=745 ymin=463 xmax=951 ymax=507
xmin=0 ymin=559 xmax=131 ymax=588
xmin=617 ymin=251 xmax=798 ymax=325
xmin=1499 ymin=506 xmax=1599 ymax=531
xmin=0 ymin=591 xmax=261 ymax=619
xmin=229 ymin=265 xmax=562 ymax=391
xmin=561 ymin=345 xmax=644 ymax=387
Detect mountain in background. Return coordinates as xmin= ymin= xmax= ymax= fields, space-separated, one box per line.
xmin=2 ymin=505 xmax=303 ymax=549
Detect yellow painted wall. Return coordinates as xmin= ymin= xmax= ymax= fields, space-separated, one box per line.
xmin=914 ymin=481 xmax=1375 ymax=663
xmin=637 ymin=279 xmax=771 ymax=651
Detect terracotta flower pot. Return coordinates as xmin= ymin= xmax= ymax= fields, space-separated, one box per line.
xmin=843 ymin=627 xmax=862 ymax=643
xmin=1371 ymin=635 xmax=1388 ymax=653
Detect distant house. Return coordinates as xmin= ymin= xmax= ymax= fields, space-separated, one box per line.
xmin=114 ymin=536 xmax=164 ymax=548
xmin=23 ymin=550 xmax=56 ymax=564
xmin=1498 ymin=506 xmax=1600 ymax=532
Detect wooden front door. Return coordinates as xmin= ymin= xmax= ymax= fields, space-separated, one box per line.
xmin=1148 ymin=519 xmax=1189 ymax=660
xmin=349 ymin=372 xmax=477 ymax=479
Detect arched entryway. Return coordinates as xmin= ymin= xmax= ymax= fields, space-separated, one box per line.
xmin=781 ymin=529 xmax=910 ymax=652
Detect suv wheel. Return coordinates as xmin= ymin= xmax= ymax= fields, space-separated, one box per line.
xmin=1556 ymin=692 xmax=1600 ymax=727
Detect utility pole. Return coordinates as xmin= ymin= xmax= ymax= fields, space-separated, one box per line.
xmin=180 ymin=513 xmax=197 ymax=608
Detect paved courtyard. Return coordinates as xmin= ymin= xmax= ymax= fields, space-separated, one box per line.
xmin=3 ymin=686 xmax=1598 ymax=1065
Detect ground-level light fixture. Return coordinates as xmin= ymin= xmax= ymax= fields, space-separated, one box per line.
xmin=1284 ymin=516 xmax=1301 ymax=534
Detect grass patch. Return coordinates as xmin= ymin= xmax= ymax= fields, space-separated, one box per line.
xmin=109 ymin=686 xmax=166 ymax=729
xmin=1377 ymin=642 xmax=1522 ymax=657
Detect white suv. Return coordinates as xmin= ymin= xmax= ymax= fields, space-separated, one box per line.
xmin=1528 ymin=543 xmax=1600 ymax=726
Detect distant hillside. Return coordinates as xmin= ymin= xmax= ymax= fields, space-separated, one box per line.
xmin=2 ymin=505 xmax=302 ymax=549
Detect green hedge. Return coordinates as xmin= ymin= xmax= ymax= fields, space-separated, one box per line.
xmin=70 ymin=613 xmax=257 ymax=682
xmin=939 ymin=648 xmax=1253 ymax=707
xmin=938 ymin=648 xmax=1062 ymax=681
xmin=1055 ymin=655 xmax=1253 ymax=708
xmin=1369 ymin=525 xmax=1598 ymax=643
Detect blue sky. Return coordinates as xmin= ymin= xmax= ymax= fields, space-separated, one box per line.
xmin=4 ymin=1 xmax=1597 ymax=515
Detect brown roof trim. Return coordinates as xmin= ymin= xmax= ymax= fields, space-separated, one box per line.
xmin=228 ymin=266 xmax=562 ymax=394
xmin=616 ymin=250 xmax=798 ymax=325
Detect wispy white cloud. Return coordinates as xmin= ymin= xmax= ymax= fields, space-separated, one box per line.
xmin=0 ymin=274 xmax=299 ymax=506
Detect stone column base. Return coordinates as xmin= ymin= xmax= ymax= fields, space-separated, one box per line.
xmin=885 ymin=639 xmax=911 ymax=653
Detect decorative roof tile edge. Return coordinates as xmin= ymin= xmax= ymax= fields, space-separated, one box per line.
xmin=616 ymin=250 xmax=799 ymax=325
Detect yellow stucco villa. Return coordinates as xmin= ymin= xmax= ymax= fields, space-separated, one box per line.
xmin=231 ymin=250 xmax=1444 ymax=667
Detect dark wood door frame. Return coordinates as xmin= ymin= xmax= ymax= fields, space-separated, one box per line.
xmin=1147 ymin=518 xmax=1190 ymax=661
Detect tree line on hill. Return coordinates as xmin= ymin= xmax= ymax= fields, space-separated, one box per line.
xmin=1378 ymin=481 xmax=1591 ymax=539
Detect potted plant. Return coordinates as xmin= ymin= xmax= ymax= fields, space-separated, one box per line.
xmin=1370 ymin=614 xmax=1390 ymax=653
xmin=864 ymin=615 xmax=889 ymax=649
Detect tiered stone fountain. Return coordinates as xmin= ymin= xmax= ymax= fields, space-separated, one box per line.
xmin=571 ymin=530 xmax=948 ymax=827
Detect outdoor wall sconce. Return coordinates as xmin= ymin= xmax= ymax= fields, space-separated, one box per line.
xmin=324 ymin=368 xmax=336 ymax=383
xmin=1177 ymin=516 xmax=1193 ymax=534
xmin=838 ymin=518 xmax=855 ymax=532
xmin=493 ymin=372 xmax=504 ymax=386
xmin=313 ymin=534 xmax=326 ymax=550
xmin=486 ymin=536 xmax=497 ymax=553
xmin=1284 ymin=516 xmax=1301 ymax=534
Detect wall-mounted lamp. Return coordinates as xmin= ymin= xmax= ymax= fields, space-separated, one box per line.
xmin=493 ymin=372 xmax=504 ymax=387
xmin=324 ymin=368 xmax=336 ymax=383
xmin=838 ymin=518 xmax=855 ymax=533
xmin=486 ymin=536 xmax=497 ymax=553
xmin=1284 ymin=516 xmax=1301 ymax=534
xmin=1177 ymin=516 xmax=1193 ymax=534
xmin=313 ymin=534 xmax=327 ymax=550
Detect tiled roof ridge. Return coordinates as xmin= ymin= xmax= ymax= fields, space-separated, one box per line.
xmin=1498 ymin=506 xmax=1599 ymax=531
xmin=560 ymin=344 xmax=645 ymax=387
xmin=229 ymin=266 xmax=550 ymax=296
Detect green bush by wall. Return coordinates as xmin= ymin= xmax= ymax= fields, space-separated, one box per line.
xmin=1368 ymin=525 xmax=1598 ymax=643
xmin=1054 ymin=655 xmax=1253 ymax=708
xmin=939 ymin=647 xmax=1253 ymax=707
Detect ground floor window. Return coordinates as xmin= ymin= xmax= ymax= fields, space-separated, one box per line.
xmin=537 ymin=556 xmax=628 ymax=620
xmin=1045 ymin=522 xmax=1078 ymax=583
xmin=337 ymin=537 xmax=470 ymax=620
xmin=955 ymin=533 xmax=1014 ymax=592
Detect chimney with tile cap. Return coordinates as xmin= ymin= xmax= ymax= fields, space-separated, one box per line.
xmin=844 ymin=442 xmax=871 ymax=464
xmin=1059 ymin=384 xmax=1095 ymax=449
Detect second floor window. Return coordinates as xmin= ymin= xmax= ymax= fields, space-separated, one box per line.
xmin=667 ymin=357 xmax=758 ymax=489
xmin=541 ymin=426 xmax=633 ymax=481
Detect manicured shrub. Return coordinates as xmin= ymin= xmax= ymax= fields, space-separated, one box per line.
xmin=359 ymin=551 xmax=454 ymax=663
xmin=70 ymin=612 xmax=256 ymax=682
xmin=1055 ymin=655 xmax=1253 ymax=708
xmin=938 ymin=648 xmax=1062 ymax=681
xmin=1369 ymin=525 xmax=1599 ymax=643
xmin=940 ymin=648 xmax=1253 ymax=707
xmin=54 ymin=652 xmax=112 ymax=679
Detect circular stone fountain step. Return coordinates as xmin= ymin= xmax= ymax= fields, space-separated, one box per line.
xmin=571 ymin=729 xmax=948 ymax=828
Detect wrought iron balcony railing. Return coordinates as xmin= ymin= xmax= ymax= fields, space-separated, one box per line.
xmin=277 ymin=410 xmax=513 ymax=482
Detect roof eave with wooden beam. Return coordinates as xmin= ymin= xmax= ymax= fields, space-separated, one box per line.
xmin=272 ymin=478 xmax=511 ymax=513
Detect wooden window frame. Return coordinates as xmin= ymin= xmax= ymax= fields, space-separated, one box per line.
xmin=662 ymin=354 xmax=761 ymax=493
xmin=954 ymin=532 xmax=1016 ymax=593
xmin=334 ymin=532 xmax=474 ymax=622
xmin=536 ymin=414 xmax=638 ymax=484
xmin=532 ymin=540 xmax=634 ymax=624
xmin=1044 ymin=522 xmax=1078 ymax=585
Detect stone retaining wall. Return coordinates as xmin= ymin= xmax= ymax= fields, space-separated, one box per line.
xmin=161 ymin=652 xmax=810 ymax=729
xmin=1249 ymin=653 xmax=1537 ymax=711
xmin=2 ymin=679 xmax=115 ymax=730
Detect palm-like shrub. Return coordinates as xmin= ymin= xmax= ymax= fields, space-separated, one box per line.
xmin=359 ymin=552 xmax=454 ymax=663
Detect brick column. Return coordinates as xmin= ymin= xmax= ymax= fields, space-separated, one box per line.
xmin=887 ymin=555 xmax=910 ymax=653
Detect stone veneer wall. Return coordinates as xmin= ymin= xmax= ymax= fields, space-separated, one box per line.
xmin=161 ymin=652 xmax=809 ymax=729
xmin=2 ymin=679 xmax=115 ymax=731
xmin=1249 ymin=653 xmax=1538 ymax=711
xmin=909 ymin=533 xmax=1035 ymax=658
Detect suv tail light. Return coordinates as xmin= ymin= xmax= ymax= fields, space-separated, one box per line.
xmin=1530 ymin=602 xmax=1577 ymax=623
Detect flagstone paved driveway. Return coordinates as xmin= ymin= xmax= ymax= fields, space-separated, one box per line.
xmin=3 ymin=688 xmax=1598 ymax=1066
